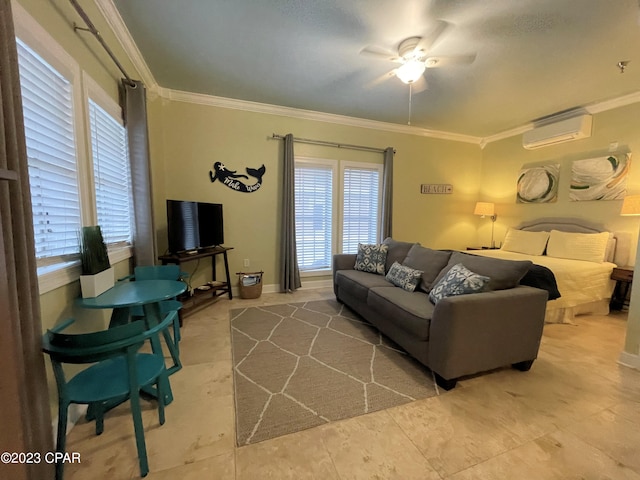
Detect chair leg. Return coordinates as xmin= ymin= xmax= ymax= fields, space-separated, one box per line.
xmin=55 ymin=400 xmax=69 ymax=480
xmin=130 ymin=387 xmax=150 ymax=477
xmin=156 ymin=375 xmax=166 ymax=426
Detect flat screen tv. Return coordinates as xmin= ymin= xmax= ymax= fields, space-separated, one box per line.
xmin=166 ymin=200 xmax=224 ymax=254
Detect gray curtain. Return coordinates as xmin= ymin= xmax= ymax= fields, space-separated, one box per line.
xmin=379 ymin=146 xmax=394 ymax=240
xmin=120 ymin=80 xmax=157 ymax=266
xmin=0 ymin=1 xmax=54 ymax=478
xmin=280 ymin=133 xmax=301 ymax=292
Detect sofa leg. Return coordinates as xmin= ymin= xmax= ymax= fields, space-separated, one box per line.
xmin=434 ymin=373 xmax=457 ymax=391
xmin=512 ymin=360 xmax=534 ymax=372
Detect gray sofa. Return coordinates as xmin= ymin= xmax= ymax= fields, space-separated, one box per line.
xmin=332 ymin=238 xmax=548 ymax=390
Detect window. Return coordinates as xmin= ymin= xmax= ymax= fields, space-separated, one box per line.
xmin=13 ymin=4 xmax=135 ymax=293
xmin=294 ymin=158 xmax=383 ymax=273
xmin=88 ymin=98 xmax=132 ymax=246
xmin=17 ymin=38 xmax=82 ymax=263
xmin=294 ymin=160 xmax=335 ymax=271
xmin=341 ymin=164 xmax=381 ymax=254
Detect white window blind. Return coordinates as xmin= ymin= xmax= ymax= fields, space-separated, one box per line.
xmin=88 ymin=99 xmax=132 ymax=246
xmin=17 ymin=38 xmax=81 ymax=262
xmin=342 ymin=166 xmax=381 ymax=254
xmin=294 ymin=163 xmax=333 ymax=271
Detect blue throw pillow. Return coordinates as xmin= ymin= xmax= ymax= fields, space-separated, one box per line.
xmin=354 ymin=243 xmax=388 ymax=275
xmin=429 ymin=263 xmax=490 ymax=304
xmin=385 ymin=261 xmax=424 ymax=292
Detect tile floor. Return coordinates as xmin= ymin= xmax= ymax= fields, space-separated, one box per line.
xmin=63 ymin=288 xmax=640 ymax=479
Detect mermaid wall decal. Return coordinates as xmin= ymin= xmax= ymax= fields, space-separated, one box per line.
xmin=209 ymin=162 xmax=266 ymax=193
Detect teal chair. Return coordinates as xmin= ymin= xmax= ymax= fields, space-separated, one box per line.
xmin=120 ymin=265 xmax=187 ymax=346
xmin=42 ymin=310 xmax=178 ymax=479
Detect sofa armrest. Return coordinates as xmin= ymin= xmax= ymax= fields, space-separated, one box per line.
xmin=429 ymin=286 xmax=548 ymax=380
xmin=332 ymin=254 xmax=357 ymax=296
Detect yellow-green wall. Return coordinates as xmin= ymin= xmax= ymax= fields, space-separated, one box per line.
xmin=147 ymin=98 xmax=483 ymax=288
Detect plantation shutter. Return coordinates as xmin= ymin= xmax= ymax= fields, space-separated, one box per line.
xmin=16 ymin=38 xmax=81 ymax=262
xmin=294 ymin=163 xmax=333 ymax=271
xmin=88 ymin=99 xmax=132 ymax=246
xmin=342 ymin=166 xmax=380 ymax=254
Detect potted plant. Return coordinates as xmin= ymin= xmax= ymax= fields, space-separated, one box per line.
xmin=79 ymin=225 xmax=114 ymax=298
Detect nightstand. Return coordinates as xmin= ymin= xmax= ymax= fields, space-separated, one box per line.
xmin=610 ymin=266 xmax=633 ymax=311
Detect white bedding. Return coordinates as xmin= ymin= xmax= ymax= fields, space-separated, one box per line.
xmin=468 ymin=249 xmax=616 ymax=324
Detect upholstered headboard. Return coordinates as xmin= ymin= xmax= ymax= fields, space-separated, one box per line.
xmin=515 ymin=217 xmax=631 ymax=266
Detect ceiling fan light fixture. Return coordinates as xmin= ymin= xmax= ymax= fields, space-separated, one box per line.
xmin=396 ymin=59 xmax=425 ymax=84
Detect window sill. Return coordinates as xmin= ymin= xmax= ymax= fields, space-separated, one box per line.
xmin=37 ymin=246 xmax=132 ymax=295
xmin=300 ymin=268 xmax=332 ymax=278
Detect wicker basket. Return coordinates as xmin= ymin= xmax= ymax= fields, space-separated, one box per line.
xmin=237 ymin=271 xmax=263 ymax=299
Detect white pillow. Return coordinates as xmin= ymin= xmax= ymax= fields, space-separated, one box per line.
xmin=546 ymin=230 xmax=610 ymax=263
xmin=501 ymin=228 xmax=549 ymax=256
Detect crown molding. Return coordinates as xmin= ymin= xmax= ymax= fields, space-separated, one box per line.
xmin=91 ymin=0 xmax=640 ymax=148
xmin=94 ymin=0 xmax=159 ymax=94
xmin=162 ymin=88 xmax=482 ymax=145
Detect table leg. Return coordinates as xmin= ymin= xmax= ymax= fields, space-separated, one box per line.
xmin=142 ymin=303 xmax=174 ymax=405
xmin=223 ymin=251 xmax=233 ymax=299
xmin=109 ymin=307 xmax=131 ymax=328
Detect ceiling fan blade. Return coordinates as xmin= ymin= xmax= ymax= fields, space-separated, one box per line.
xmin=360 ymin=46 xmax=403 ymax=63
xmin=364 ymin=69 xmax=396 ymax=89
xmin=411 ymin=75 xmax=428 ymax=93
xmin=416 ymin=20 xmax=450 ymax=53
xmin=424 ymin=54 xmax=477 ymax=68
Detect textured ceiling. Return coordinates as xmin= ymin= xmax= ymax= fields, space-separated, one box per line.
xmin=112 ymin=0 xmax=640 ymax=137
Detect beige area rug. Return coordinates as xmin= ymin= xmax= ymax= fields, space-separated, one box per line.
xmin=230 ymin=299 xmax=440 ymax=446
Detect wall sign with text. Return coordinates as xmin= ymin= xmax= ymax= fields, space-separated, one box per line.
xmin=420 ymin=184 xmax=453 ymax=194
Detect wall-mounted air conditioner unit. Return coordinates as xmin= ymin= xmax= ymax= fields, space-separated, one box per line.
xmin=522 ymin=114 xmax=592 ymax=149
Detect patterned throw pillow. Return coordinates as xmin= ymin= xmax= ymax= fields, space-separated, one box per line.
xmin=385 ymin=262 xmax=424 ymax=292
xmin=354 ymin=243 xmax=388 ymax=275
xmin=429 ymin=263 xmax=490 ymax=304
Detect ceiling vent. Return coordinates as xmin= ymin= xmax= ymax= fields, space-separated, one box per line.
xmin=522 ymin=114 xmax=593 ymax=149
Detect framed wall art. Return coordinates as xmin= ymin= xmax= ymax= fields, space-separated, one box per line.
xmin=569 ymin=153 xmax=631 ymax=201
xmin=517 ymin=163 xmax=560 ymax=203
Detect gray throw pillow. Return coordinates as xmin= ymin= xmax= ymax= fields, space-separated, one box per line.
xmin=433 ymin=251 xmax=532 ymax=291
xmin=402 ymin=245 xmax=453 ymax=292
xmin=429 ymin=263 xmax=490 ymax=304
xmin=385 ymin=261 xmax=424 ymax=292
xmin=354 ymin=243 xmax=388 ymax=275
xmin=382 ymin=237 xmax=416 ymax=273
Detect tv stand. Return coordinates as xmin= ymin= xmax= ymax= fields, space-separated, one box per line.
xmin=158 ymin=246 xmax=233 ymax=319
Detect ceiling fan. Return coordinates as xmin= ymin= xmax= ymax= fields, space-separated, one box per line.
xmin=361 ymin=21 xmax=476 ymax=93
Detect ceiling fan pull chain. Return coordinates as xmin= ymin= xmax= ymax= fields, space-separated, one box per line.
xmin=408 ymin=83 xmax=413 ymax=125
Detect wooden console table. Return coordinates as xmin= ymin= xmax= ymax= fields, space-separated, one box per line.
xmin=158 ymin=246 xmax=233 ymax=317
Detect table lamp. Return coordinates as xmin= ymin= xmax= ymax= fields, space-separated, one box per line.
xmin=474 ymin=202 xmax=497 ymax=248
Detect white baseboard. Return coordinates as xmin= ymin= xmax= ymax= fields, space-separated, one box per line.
xmin=618 ymin=351 xmax=640 ymax=370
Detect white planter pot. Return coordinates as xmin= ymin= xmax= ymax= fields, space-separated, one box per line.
xmin=80 ymin=267 xmax=114 ymax=298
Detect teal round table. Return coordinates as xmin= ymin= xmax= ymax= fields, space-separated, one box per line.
xmin=77 ymin=279 xmax=187 ymax=405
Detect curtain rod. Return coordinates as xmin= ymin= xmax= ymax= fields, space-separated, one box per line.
xmin=68 ymin=0 xmax=136 ymax=87
xmin=271 ymin=134 xmax=393 ymax=154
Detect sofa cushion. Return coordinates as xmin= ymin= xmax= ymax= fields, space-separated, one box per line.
xmin=434 ymin=251 xmax=532 ymax=291
xmin=385 ymin=261 xmax=423 ymax=292
xmin=354 ymin=243 xmax=388 ymax=275
xmin=382 ymin=237 xmax=416 ymax=273
xmin=402 ymin=245 xmax=453 ymax=293
xmin=429 ymin=263 xmax=490 ymax=304
xmin=335 ymin=270 xmax=393 ymax=303
xmin=368 ymin=287 xmax=434 ymax=341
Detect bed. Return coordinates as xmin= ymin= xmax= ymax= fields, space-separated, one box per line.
xmin=468 ymin=217 xmax=630 ymax=324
